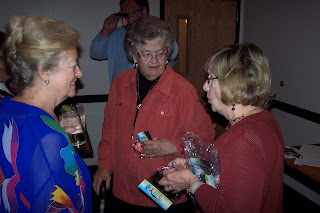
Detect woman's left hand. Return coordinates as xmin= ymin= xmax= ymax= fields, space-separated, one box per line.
xmin=140 ymin=137 xmax=178 ymax=158
xmin=159 ymin=167 xmax=198 ymax=193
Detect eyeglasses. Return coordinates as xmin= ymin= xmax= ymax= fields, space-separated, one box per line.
xmin=206 ymin=74 xmax=218 ymax=84
xmin=138 ymin=51 xmax=167 ymax=61
xmin=117 ymin=8 xmax=140 ymax=20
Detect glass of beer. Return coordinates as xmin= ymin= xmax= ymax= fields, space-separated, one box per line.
xmin=60 ymin=104 xmax=87 ymax=147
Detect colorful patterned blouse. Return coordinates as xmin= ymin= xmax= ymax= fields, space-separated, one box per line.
xmin=0 ymin=96 xmax=92 ymax=212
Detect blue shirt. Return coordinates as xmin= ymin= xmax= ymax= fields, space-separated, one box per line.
xmin=90 ymin=26 xmax=179 ymax=83
xmin=0 ymin=96 xmax=92 ymax=212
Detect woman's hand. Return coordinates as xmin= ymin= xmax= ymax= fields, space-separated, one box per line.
xmin=93 ymin=168 xmax=112 ymax=195
xmin=168 ymin=158 xmax=189 ymax=169
xmin=140 ymin=137 xmax=178 ymax=158
xmin=159 ymin=166 xmax=199 ymax=193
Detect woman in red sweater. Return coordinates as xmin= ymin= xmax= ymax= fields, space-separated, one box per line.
xmin=159 ymin=42 xmax=284 ymax=213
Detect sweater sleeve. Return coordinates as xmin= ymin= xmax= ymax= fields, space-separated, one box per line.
xmin=90 ymin=32 xmax=110 ymax=60
xmin=97 ymin=87 xmax=115 ymax=171
xmin=194 ymin=136 xmax=266 ymax=213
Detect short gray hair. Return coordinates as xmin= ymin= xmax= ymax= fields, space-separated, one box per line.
xmin=124 ymin=16 xmax=174 ymax=61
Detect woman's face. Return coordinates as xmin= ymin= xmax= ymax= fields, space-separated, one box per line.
xmin=203 ymin=71 xmax=226 ymax=114
xmin=50 ymin=49 xmax=82 ymax=102
xmin=134 ymin=38 xmax=167 ymax=81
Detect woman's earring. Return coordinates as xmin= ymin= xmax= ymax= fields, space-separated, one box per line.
xmin=45 ymin=80 xmax=50 ymax=85
xmin=166 ymin=59 xmax=168 ymax=65
xmin=133 ymin=62 xmax=139 ymax=69
xmin=232 ymin=104 xmax=235 ymax=111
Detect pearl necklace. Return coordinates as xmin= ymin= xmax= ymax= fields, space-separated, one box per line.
xmin=136 ymin=72 xmax=159 ymax=110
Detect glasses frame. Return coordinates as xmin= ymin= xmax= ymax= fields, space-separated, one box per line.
xmin=137 ymin=50 xmax=168 ymax=61
xmin=117 ymin=8 xmax=141 ymax=20
xmin=206 ymin=74 xmax=218 ymax=84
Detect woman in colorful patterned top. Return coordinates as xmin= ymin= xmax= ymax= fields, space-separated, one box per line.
xmin=0 ymin=15 xmax=92 ymax=212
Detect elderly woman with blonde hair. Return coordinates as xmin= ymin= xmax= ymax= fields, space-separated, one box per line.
xmin=0 ymin=15 xmax=92 ymax=212
xmin=159 ymin=42 xmax=284 ymax=213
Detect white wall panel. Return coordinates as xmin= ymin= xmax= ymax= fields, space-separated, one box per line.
xmin=240 ymin=0 xmax=319 ymax=146
xmin=0 ymin=0 xmax=160 ymax=165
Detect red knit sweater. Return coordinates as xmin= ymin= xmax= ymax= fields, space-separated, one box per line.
xmin=194 ymin=109 xmax=284 ymax=213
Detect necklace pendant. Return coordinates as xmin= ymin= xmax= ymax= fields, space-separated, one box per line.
xmin=137 ymin=104 xmax=142 ymax=109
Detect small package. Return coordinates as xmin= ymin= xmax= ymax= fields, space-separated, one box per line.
xmin=132 ymin=130 xmax=152 ymax=158
xmin=183 ymin=132 xmax=220 ymax=189
xmin=138 ymin=179 xmax=172 ymax=210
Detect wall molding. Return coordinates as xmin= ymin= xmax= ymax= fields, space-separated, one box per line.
xmin=272 ymin=100 xmax=319 ymax=124
xmin=64 ymin=95 xmax=319 ymax=124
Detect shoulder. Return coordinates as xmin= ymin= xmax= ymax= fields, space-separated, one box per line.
xmin=112 ymin=68 xmax=136 ymax=86
xmin=244 ymin=110 xmax=282 ymax=136
xmin=164 ymin=68 xmax=197 ymax=92
xmin=0 ymin=101 xmax=65 ymax=139
xmin=0 ymin=114 xmax=68 ymax=162
xmin=217 ymin=110 xmax=283 ymax=155
xmin=172 ymin=73 xmax=199 ymax=99
xmin=109 ymin=68 xmax=136 ymax=95
xmin=244 ymin=110 xmax=281 ymax=139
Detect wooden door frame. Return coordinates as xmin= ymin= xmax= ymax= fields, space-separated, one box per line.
xmin=160 ymin=0 xmax=241 ymax=43
xmin=160 ymin=0 xmax=242 ymax=135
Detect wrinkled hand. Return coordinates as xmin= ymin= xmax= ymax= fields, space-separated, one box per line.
xmin=140 ymin=137 xmax=178 ymax=158
xmin=101 ymin=13 xmax=119 ymax=37
xmin=93 ymin=168 xmax=112 ymax=195
xmin=168 ymin=158 xmax=189 ymax=169
xmin=159 ymin=167 xmax=199 ymax=193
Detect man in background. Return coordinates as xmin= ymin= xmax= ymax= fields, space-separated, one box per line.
xmin=90 ymin=0 xmax=178 ymax=84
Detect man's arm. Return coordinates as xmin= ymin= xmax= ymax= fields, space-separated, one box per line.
xmin=89 ymin=33 xmax=110 ymax=60
xmin=90 ymin=13 xmax=119 ymax=60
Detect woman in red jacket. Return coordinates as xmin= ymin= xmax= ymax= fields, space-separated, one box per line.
xmin=92 ymin=15 xmax=215 ymax=213
xmin=159 ymin=42 xmax=284 ymax=213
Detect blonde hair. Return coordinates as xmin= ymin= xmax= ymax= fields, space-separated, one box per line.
xmin=205 ymin=42 xmax=275 ymax=108
xmin=4 ymin=14 xmax=79 ymax=94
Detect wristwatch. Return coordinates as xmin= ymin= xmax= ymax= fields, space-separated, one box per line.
xmin=189 ymin=180 xmax=204 ymax=194
xmin=187 ymin=180 xmax=204 ymax=213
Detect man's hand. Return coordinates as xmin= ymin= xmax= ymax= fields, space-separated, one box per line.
xmin=93 ymin=168 xmax=112 ymax=195
xmin=100 ymin=13 xmax=119 ymax=37
xmin=140 ymin=137 xmax=178 ymax=158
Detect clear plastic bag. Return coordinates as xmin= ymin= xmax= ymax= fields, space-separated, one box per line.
xmin=182 ymin=132 xmax=220 ymax=189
